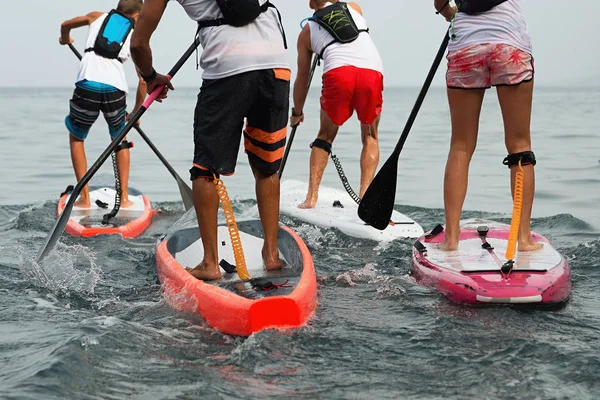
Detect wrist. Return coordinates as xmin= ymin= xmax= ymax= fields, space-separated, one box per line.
xmin=291 ymin=107 xmax=303 ymax=117
xmin=141 ymin=68 xmax=156 ymax=83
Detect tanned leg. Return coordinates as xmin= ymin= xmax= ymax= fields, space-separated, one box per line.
xmin=298 ymin=109 xmax=340 ymax=209
xmin=187 ymin=177 xmax=222 ymax=281
xmin=440 ymin=88 xmax=486 ymax=251
xmin=69 ymin=134 xmax=91 ymax=208
xmin=359 ymin=114 xmax=381 ymax=197
xmin=253 ymin=168 xmax=284 ymax=270
xmin=496 ymin=80 xmax=543 ymax=252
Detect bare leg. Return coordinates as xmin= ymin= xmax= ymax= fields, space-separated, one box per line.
xmin=187 ymin=177 xmax=222 ymax=281
xmin=497 ymin=80 xmax=543 ymax=252
xmin=253 ymin=168 xmax=284 ymax=270
xmin=298 ymin=109 xmax=340 ymax=209
xmin=115 ymin=136 xmax=134 ymax=208
xmin=359 ymin=114 xmax=381 ymax=197
xmin=69 ymin=134 xmax=91 ymax=208
xmin=440 ymin=88 xmax=486 ymax=251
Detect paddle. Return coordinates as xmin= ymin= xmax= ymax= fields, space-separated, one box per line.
xmin=278 ymin=55 xmax=319 ymax=179
xmin=68 ymin=44 xmax=194 ymax=211
xmin=36 ymin=39 xmax=200 ymax=263
xmin=357 ymin=31 xmax=450 ymax=230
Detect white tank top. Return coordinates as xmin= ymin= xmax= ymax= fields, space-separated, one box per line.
xmin=76 ymin=13 xmax=131 ymax=93
xmin=308 ymin=2 xmax=383 ymax=74
xmin=175 ymin=0 xmax=289 ymax=80
xmin=448 ymin=0 xmax=532 ymax=54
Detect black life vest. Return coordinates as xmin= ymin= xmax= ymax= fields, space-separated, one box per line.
xmin=310 ymin=2 xmax=369 ymax=59
xmin=456 ymin=0 xmax=510 ymax=15
xmin=196 ymin=0 xmax=287 ymax=48
xmin=85 ymin=9 xmax=134 ymax=63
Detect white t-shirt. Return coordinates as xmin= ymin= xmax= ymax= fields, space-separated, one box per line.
xmin=174 ymin=0 xmax=289 ymax=80
xmin=76 ymin=13 xmax=132 ymax=93
xmin=308 ymin=2 xmax=383 ymax=74
xmin=448 ymin=0 xmax=532 ymax=54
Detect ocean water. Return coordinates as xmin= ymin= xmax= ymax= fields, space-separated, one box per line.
xmin=1 ymin=86 xmax=599 ymax=399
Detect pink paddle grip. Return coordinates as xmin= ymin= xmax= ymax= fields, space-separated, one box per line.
xmin=142 ymin=74 xmax=173 ymax=109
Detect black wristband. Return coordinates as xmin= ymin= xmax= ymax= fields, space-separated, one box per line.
xmin=141 ymin=68 xmax=157 ymax=83
xmin=436 ymin=0 xmax=450 ymax=14
xmin=292 ymin=107 xmax=303 ymax=117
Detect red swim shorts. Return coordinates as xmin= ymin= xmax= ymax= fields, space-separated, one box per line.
xmin=446 ymin=43 xmax=534 ymax=89
xmin=320 ymin=66 xmax=384 ymax=126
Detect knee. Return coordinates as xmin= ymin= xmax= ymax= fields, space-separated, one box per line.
xmin=449 ymin=142 xmax=477 ymax=158
xmin=316 ymin=128 xmax=335 ymax=143
xmin=360 ymin=128 xmax=378 ymax=145
xmin=505 ymin=132 xmax=532 ymax=154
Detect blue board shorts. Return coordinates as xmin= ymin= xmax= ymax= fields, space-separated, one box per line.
xmin=65 ymin=80 xmax=127 ymax=140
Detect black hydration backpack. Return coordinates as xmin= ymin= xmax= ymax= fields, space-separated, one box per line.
xmin=196 ymin=0 xmax=287 ymax=48
xmin=85 ymin=9 xmax=134 ymax=62
xmin=456 ymin=0 xmax=509 ymax=15
xmin=310 ymin=2 xmax=369 ymax=59
xmin=198 ymin=0 xmax=273 ymax=28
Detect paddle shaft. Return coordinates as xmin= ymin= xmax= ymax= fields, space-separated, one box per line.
xmin=278 ymin=55 xmax=319 ymax=179
xmin=357 ymin=30 xmax=450 ymax=230
xmin=37 ymin=39 xmax=200 ymax=263
xmin=390 ymin=31 xmax=450 ymax=157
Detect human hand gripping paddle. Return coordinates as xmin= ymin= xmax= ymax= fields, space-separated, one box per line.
xmin=278 ymin=55 xmax=319 ymax=179
xmin=67 ymin=44 xmax=194 ymax=211
xmin=358 ymin=31 xmax=451 ymax=230
xmin=36 ymin=40 xmax=200 ymax=263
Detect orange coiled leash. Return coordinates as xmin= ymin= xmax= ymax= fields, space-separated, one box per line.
xmin=501 ymin=161 xmax=525 ymax=274
xmin=213 ymin=175 xmax=250 ymax=280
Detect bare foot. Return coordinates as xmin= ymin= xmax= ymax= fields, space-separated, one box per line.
xmin=262 ymin=247 xmax=285 ymax=271
xmin=120 ymin=198 xmax=135 ymax=209
xmin=297 ymin=193 xmax=318 ymax=209
xmin=186 ymin=261 xmax=222 ymax=281
xmin=74 ymin=197 xmax=91 ymax=208
xmin=518 ymin=241 xmax=544 ymax=252
xmin=438 ymin=241 xmax=458 ymax=251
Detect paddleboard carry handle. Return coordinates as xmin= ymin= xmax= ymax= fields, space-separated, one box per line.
xmin=414 ymin=240 xmax=427 ymax=254
xmin=425 ymin=224 xmax=444 ymax=239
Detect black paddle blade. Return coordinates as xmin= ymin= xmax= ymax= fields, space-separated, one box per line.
xmin=358 ymin=152 xmax=399 ymax=230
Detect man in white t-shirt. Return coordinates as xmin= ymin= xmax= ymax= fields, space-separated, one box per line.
xmin=130 ymin=0 xmax=290 ymax=280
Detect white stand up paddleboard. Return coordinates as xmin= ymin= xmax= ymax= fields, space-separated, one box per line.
xmin=58 ymin=186 xmax=152 ymax=238
xmin=279 ymin=179 xmax=424 ymax=241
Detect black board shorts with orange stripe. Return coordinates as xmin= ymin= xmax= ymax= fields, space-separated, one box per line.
xmin=190 ymin=68 xmax=290 ymax=180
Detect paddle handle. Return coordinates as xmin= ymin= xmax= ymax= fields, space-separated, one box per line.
xmin=391 ymin=31 xmax=450 ymax=156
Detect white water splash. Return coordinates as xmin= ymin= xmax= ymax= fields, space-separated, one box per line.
xmin=335 ymin=263 xmax=379 ymax=286
xmin=18 ymin=242 xmax=101 ymax=296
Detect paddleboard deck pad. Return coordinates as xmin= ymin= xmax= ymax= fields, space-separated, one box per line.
xmin=155 ymin=219 xmax=318 ymax=336
xmin=412 ymin=219 xmax=571 ymax=306
xmin=279 ymin=179 xmax=424 ymax=241
xmin=58 ymin=185 xmax=153 ymax=238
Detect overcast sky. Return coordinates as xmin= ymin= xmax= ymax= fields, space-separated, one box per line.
xmin=1 ymin=1 xmax=598 ymax=88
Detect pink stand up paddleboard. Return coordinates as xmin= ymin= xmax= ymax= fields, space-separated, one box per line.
xmin=412 ymin=219 xmax=572 ymax=306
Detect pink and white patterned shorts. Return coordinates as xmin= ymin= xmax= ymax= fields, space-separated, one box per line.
xmin=446 ymin=43 xmax=534 ymax=89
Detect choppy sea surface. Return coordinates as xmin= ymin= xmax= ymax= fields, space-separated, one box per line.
xmin=1 ymin=86 xmax=599 ymax=399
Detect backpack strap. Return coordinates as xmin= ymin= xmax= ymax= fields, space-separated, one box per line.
xmin=317 ymin=27 xmax=369 ymax=59
xmin=197 ymin=1 xmax=271 ymax=29
xmin=84 ymin=47 xmax=125 ymax=63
